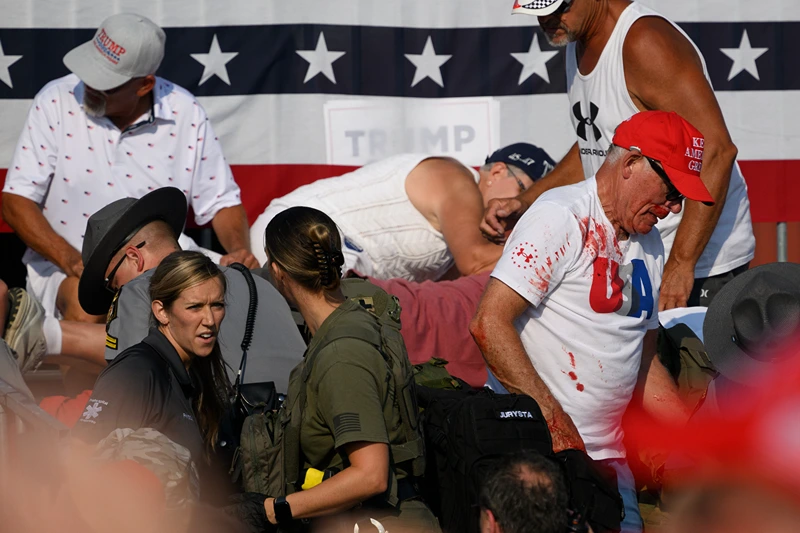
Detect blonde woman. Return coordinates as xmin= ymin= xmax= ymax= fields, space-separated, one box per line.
xmin=73 ymin=251 xmax=231 ymax=478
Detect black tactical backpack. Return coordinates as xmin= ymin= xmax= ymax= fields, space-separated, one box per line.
xmin=237 ymin=279 xmax=425 ymax=501
xmin=417 ymin=386 xmax=623 ymax=533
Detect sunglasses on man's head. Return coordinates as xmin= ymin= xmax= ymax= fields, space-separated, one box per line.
xmin=104 ymin=241 xmax=146 ymax=293
xmin=644 ymin=156 xmax=684 ymax=204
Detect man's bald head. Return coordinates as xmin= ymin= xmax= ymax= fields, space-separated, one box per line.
xmin=479 ymin=451 xmax=569 ymax=533
xmin=104 ymin=220 xmax=182 ymax=290
xmin=126 ymin=220 xmax=181 ymax=256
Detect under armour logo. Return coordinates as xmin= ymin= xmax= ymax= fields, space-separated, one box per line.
xmin=573 ymin=102 xmax=602 ymax=142
xmin=700 ymin=289 xmax=709 ymax=298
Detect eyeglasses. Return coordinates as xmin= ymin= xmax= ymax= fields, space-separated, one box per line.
xmin=644 ymin=157 xmax=684 ymax=204
xmin=506 ymin=164 xmax=528 ymax=192
xmin=104 ymin=241 xmax=146 ymax=293
xmin=553 ymin=0 xmax=574 ymax=15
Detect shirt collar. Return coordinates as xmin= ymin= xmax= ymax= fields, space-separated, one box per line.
xmin=73 ymin=75 xmax=174 ymax=125
xmin=151 ymin=76 xmax=176 ymax=121
xmin=143 ymin=328 xmax=194 ymax=390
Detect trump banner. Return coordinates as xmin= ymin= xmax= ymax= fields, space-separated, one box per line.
xmin=0 ymin=0 xmax=797 ymax=227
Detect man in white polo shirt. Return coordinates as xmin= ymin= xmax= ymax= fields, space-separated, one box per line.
xmin=471 ymin=111 xmax=704 ymax=532
xmin=1 ymin=13 xmax=257 ymax=326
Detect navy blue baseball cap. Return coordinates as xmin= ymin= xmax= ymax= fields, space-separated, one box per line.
xmin=485 ymin=143 xmax=556 ymax=181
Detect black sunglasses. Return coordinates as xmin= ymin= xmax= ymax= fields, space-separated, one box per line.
xmin=644 ymin=157 xmax=684 ymax=204
xmin=104 ymin=241 xmax=146 ymax=293
xmin=557 ymin=0 xmax=574 ymax=14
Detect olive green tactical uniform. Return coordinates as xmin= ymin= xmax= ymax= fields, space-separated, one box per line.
xmin=295 ymin=298 xmax=439 ymax=531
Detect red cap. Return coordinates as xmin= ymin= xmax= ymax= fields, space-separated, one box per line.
xmin=612 ymin=111 xmax=715 ymax=205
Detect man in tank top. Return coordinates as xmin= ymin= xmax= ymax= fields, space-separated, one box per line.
xmin=483 ymin=0 xmax=754 ymax=311
xmin=250 ymin=144 xmax=556 ymax=282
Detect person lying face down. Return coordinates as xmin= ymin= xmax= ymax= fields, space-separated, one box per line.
xmin=250 ymin=144 xmax=556 ymax=281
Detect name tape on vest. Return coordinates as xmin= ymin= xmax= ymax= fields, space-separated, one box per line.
xmin=497 ymin=410 xmax=535 ymax=420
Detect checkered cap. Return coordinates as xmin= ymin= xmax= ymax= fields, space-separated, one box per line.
xmin=511 ymin=0 xmax=566 ymax=16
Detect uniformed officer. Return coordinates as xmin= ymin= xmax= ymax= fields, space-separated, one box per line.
xmin=260 ymin=206 xmax=439 ymax=532
xmin=4 ymin=187 xmax=306 ymax=393
xmin=73 ymin=251 xmax=230 ymax=478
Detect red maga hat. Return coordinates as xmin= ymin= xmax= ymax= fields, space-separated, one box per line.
xmin=612 ymin=111 xmax=715 ymax=205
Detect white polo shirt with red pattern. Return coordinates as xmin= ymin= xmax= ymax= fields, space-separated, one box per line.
xmin=3 ymin=74 xmax=241 ymax=267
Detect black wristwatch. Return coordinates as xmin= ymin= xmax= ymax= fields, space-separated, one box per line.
xmin=273 ymin=496 xmax=293 ymax=524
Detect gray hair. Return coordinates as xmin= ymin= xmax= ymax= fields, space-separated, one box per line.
xmin=480 ymin=162 xmax=530 ymax=180
xmin=605 ymin=144 xmax=628 ymax=165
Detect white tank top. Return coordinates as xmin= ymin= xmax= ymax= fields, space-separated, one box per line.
xmin=265 ymin=154 xmax=471 ymax=281
xmin=565 ymin=2 xmax=754 ymax=277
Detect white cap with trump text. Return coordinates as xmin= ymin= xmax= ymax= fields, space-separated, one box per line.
xmin=63 ymin=13 xmax=166 ymax=91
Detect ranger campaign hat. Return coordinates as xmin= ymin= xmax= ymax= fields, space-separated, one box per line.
xmin=485 ymin=143 xmax=556 ymax=181
xmin=511 ymin=0 xmax=572 ymax=17
xmin=78 ymin=187 xmax=186 ymax=315
xmin=703 ymin=262 xmax=800 ymax=385
xmin=63 ymin=13 xmax=166 ymax=91
xmin=613 ymin=110 xmax=715 ymax=205
xmin=624 ymin=342 xmax=800 ymax=504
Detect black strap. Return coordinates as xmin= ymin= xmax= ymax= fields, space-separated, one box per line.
xmin=228 ymin=263 xmax=258 ymax=395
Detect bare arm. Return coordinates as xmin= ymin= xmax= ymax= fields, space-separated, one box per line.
xmin=265 ymin=441 xmax=389 ymax=522
xmin=633 ymin=329 xmax=692 ymax=425
xmin=407 ymin=158 xmax=503 ymax=276
xmin=470 ymin=278 xmax=585 ymax=452
xmin=2 ymin=193 xmax=84 ymax=277
xmin=625 ymin=17 xmax=738 ymax=309
xmin=211 ymin=204 xmax=259 ymax=268
xmin=480 ymin=143 xmax=584 ymax=242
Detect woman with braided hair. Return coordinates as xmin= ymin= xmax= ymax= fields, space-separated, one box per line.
xmin=260 ymin=206 xmax=439 ymax=532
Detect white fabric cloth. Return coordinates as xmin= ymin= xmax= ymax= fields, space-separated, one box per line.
xmin=25 ymin=261 xmax=67 ymax=319
xmin=658 ymin=306 xmax=707 ymax=343
xmin=4 ymin=74 xmax=241 ymax=266
xmin=250 ymin=154 xmax=476 ymax=282
xmin=491 ymin=178 xmax=664 ymax=460
xmin=565 ymin=2 xmax=754 ymax=278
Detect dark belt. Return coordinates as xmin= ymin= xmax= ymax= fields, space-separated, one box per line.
xmin=396 ymin=477 xmax=420 ymax=502
xmin=363 ymin=477 xmax=421 ymax=511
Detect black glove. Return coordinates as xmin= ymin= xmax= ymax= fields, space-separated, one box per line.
xmin=224 ymin=492 xmax=277 ymax=533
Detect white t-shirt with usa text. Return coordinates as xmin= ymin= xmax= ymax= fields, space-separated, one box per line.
xmin=491 ymin=177 xmax=664 ymax=460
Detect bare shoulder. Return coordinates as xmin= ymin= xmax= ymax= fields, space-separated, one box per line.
xmin=624 ymin=16 xmax=708 ymax=110
xmin=411 ymin=156 xmax=474 ymax=184
xmin=406 ymin=156 xmax=481 ymax=223
xmin=406 ymin=156 xmax=476 ymax=199
xmin=624 ymin=16 xmax=703 ymax=76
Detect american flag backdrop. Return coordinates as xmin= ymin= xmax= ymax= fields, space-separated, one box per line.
xmin=0 ymin=0 xmax=798 ymax=230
